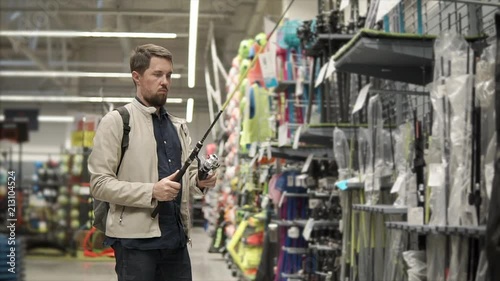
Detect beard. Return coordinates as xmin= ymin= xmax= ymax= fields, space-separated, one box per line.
xmin=143 ymin=90 xmax=167 ymax=107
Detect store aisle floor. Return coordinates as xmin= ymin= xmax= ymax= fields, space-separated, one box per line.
xmin=26 ymin=227 xmax=235 ymax=281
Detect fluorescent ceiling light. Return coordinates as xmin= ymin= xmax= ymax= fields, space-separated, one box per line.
xmin=0 ymin=115 xmax=75 ymax=123
xmin=0 ymin=70 xmax=181 ymax=79
xmin=186 ymin=98 xmax=194 ymax=123
xmin=188 ymin=0 xmax=199 ymax=88
xmin=0 ymin=30 xmax=183 ymax=39
xmin=0 ymin=96 xmax=183 ymax=104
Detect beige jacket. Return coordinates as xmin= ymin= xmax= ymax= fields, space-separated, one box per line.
xmin=88 ymin=98 xmax=204 ymax=239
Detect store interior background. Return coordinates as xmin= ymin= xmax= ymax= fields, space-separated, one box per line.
xmin=1 ymin=1 xmax=500 ymax=281
xmin=0 ymin=0 xmax=317 ymax=176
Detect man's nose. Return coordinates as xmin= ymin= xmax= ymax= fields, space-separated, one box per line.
xmin=160 ymin=75 xmax=169 ymax=86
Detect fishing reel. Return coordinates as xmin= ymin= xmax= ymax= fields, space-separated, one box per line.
xmin=197 ymin=154 xmax=220 ymax=180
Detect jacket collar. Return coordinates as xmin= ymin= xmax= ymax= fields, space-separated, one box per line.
xmin=132 ymin=97 xmax=157 ymax=115
xmin=131 ymin=97 xmax=187 ymax=125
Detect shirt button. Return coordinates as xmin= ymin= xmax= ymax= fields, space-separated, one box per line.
xmin=164 ymin=141 xmax=166 ymax=144
xmin=168 ymin=159 xmax=172 ymax=163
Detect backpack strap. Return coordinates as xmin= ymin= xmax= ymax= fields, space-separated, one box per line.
xmin=115 ymin=106 xmax=130 ymax=174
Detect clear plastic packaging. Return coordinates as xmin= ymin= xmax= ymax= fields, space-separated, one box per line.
xmin=392 ymin=123 xmax=414 ymax=207
xmin=476 ymin=44 xmax=496 ymax=108
xmin=402 ymin=250 xmax=427 ymax=281
xmin=475 ymin=249 xmax=489 ymax=281
xmin=448 ymin=236 xmax=469 ymax=281
xmin=428 ymin=82 xmax=447 ymax=226
xmin=383 ymin=228 xmax=407 ymax=281
xmin=333 ymin=128 xmax=351 ymax=179
xmin=358 ymin=127 xmax=372 ymax=182
xmin=426 ymin=234 xmax=446 ymax=281
xmin=366 ymin=94 xmax=384 ymax=205
xmin=334 ymin=128 xmax=351 ymax=281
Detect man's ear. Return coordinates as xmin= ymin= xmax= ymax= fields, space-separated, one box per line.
xmin=132 ymin=71 xmax=141 ymax=86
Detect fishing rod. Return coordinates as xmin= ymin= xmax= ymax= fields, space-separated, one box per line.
xmin=151 ymin=0 xmax=298 ymax=218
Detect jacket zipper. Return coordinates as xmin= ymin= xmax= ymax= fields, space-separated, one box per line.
xmin=119 ymin=206 xmax=125 ymax=224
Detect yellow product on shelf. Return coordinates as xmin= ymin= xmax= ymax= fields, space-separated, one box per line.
xmin=241 ymin=246 xmax=263 ymax=269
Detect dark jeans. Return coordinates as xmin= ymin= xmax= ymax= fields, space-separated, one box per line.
xmin=111 ymin=241 xmax=192 ymax=281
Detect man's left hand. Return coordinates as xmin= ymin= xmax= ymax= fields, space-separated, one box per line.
xmin=197 ymin=172 xmax=217 ymax=190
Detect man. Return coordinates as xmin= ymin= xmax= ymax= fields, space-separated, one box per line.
xmin=88 ymin=44 xmax=217 ymax=281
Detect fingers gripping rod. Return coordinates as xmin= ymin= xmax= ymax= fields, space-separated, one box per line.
xmin=151 ymin=0 xmax=297 ymax=219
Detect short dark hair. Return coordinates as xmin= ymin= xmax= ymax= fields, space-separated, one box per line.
xmin=130 ymin=44 xmax=173 ymax=83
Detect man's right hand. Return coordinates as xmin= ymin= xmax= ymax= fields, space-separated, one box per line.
xmin=152 ymin=170 xmax=181 ymax=201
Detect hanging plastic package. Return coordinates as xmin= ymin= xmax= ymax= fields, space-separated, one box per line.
xmin=333 ymin=127 xmax=351 ymax=281
xmin=357 ymin=127 xmax=372 ymax=281
xmin=333 ymin=128 xmax=351 ymax=179
xmin=475 ymin=44 xmax=496 ymax=108
xmin=477 ymin=44 xmax=497 ymax=223
xmin=448 ymin=236 xmax=469 ymax=281
xmin=392 ymin=123 xmax=414 ymax=207
xmin=484 ymin=133 xmax=496 ymax=207
xmin=427 ymin=31 xmax=460 ymax=227
xmin=426 ymin=234 xmax=446 ymax=281
xmin=365 ymin=94 xmax=384 ymax=205
xmin=383 ymin=227 xmax=407 ymax=281
xmin=382 ymin=129 xmax=395 ymax=176
xmin=358 ymin=127 xmax=372 ymax=181
xmin=474 ymin=249 xmax=489 ymax=281
xmin=402 ymin=250 xmax=427 ymax=281
xmin=447 ymin=74 xmax=476 ymax=226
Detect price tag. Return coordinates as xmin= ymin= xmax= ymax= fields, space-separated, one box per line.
xmin=259 ymin=51 xmax=279 ymax=89
xmin=314 ymin=62 xmax=328 ymax=88
xmin=292 ymin=125 xmax=303 ymax=149
xmin=309 ymin=199 xmax=321 ymax=209
xmin=258 ymin=146 xmax=265 ymax=161
xmin=427 ymin=163 xmax=444 ymax=187
xmin=259 ymin=169 xmax=269 ymax=184
xmin=352 ymin=83 xmax=371 ymax=114
xmin=301 ymin=154 xmax=314 ymax=174
xmin=248 ymin=142 xmax=258 ymax=157
xmin=390 ymin=173 xmax=406 ymax=193
xmin=302 ymin=218 xmax=315 ymax=240
xmin=278 ymin=123 xmax=288 ymax=147
xmin=408 ymin=207 xmax=424 ymax=225
xmin=287 ymin=175 xmax=295 ymax=187
xmin=278 ymin=191 xmax=287 ymax=208
xmin=340 ymin=0 xmax=349 ymax=11
xmin=325 ymin=58 xmax=336 ymax=80
xmin=296 ymin=66 xmax=304 ymax=96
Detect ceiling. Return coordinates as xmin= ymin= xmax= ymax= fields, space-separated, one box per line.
xmin=0 ymin=0 xmax=283 ymax=114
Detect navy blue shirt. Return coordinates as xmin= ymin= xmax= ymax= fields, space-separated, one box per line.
xmin=105 ymin=100 xmax=186 ymax=250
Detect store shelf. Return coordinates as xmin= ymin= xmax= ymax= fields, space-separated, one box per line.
xmin=283 ymin=191 xmax=336 ymax=199
xmin=305 ymin=33 xmax=355 ymax=57
xmin=385 ymin=222 xmax=486 ymax=237
xmin=274 ymin=80 xmax=310 ymax=93
xmin=333 ymin=29 xmax=487 ymax=85
xmin=281 ymin=272 xmax=305 ymax=279
xmin=271 ymin=219 xmax=338 ymax=228
xmin=369 ymin=88 xmax=430 ymax=97
xmin=308 ymin=244 xmax=339 ymax=251
xmin=282 ymin=246 xmax=308 ymax=254
xmin=333 ymin=29 xmax=435 ymax=85
xmin=352 ymin=204 xmax=408 ymax=214
xmin=283 ymin=192 xmax=309 ymax=198
xmin=336 ymin=180 xmax=394 ymax=191
xmin=270 ymin=145 xmax=333 ymax=161
xmin=315 ymin=271 xmax=333 ymax=277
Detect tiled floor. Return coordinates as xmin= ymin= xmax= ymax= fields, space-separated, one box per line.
xmin=25 ymin=227 xmax=235 ymax=281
